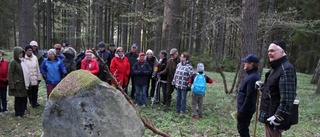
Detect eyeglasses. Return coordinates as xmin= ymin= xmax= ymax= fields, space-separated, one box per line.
xmin=118 ymin=51 xmax=123 ymax=53
xmin=55 ymin=48 xmax=61 ymax=50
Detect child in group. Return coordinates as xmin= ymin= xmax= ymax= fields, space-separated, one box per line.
xmin=188 ymin=63 xmax=213 ymax=119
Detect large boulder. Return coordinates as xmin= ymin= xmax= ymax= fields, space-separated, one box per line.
xmin=41 ymin=70 xmax=145 ymax=137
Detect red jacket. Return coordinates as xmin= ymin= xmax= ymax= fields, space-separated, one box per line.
xmin=0 ymin=59 xmax=9 ymax=87
xmin=110 ymin=56 xmax=130 ymax=86
xmin=81 ymin=58 xmax=100 ymax=76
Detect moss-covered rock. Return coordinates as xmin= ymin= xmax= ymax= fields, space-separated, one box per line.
xmin=50 ymin=70 xmax=101 ymax=98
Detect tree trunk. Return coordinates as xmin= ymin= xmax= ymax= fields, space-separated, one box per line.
xmin=46 ymin=0 xmax=52 ymax=48
xmin=19 ymin=0 xmax=35 ymax=47
xmin=96 ymin=0 xmax=103 ymax=44
xmin=237 ymin=0 xmax=260 ymax=85
xmin=153 ymin=0 xmax=163 ymax=53
xmin=166 ymin=0 xmax=181 ymax=49
xmin=70 ymin=0 xmax=76 ymax=45
xmin=132 ymin=0 xmax=143 ymax=47
xmin=311 ymin=59 xmax=320 ymax=84
xmin=258 ymin=0 xmax=275 ymax=76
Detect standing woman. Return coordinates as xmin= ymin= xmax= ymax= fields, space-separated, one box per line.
xmin=81 ymin=50 xmax=99 ymax=76
xmin=172 ymin=52 xmax=193 ymax=114
xmin=110 ymin=47 xmax=130 ymax=93
xmin=8 ymin=47 xmax=29 ymax=117
xmin=0 ymin=50 xmax=9 ymax=113
xmin=40 ymin=49 xmax=67 ymax=98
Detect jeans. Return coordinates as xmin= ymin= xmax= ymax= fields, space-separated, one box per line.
xmin=176 ymin=88 xmax=187 ymax=113
xmin=135 ymin=85 xmax=147 ymax=105
xmin=160 ymin=82 xmax=167 ymax=103
xmin=129 ymin=76 xmax=136 ymax=99
xmin=0 ymin=87 xmax=8 ymax=112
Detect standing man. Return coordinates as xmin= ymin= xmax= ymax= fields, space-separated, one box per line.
xmin=24 ymin=45 xmax=42 ymax=108
xmin=157 ymin=50 xmax=168 ymax=104
xmin=237 ymin=54 xmax=260 ymax=137
xmin=30 ymin=40 xmax=45 ymax=66
xmin=259 ymin=40 xmax=297 ymax=137
xmin=97 ymin=42 xmax=111 ymax=82
xmin=160 ymin=48 xmax=179 ymax=110
xmin=54 ymin=44 xmax=65 ymax=60
xmin=108 ymin=43 xmax=117 ymax=64
xmin=125 ymin=44 xmax=138 ymax=99
xmin=0 ymin=50 xmax=9 ymax=113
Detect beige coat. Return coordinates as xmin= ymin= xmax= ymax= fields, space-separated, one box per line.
xmin=24 ymin=54 xmax=41 ymax=86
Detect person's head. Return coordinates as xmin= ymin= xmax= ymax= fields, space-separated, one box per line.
xmin=131 ymin=44 xmax=138 ymax=53
xmin=180 ymin=52 xmax=190 ymax=62
xmin=146 ymin=49 xmax=153 ymax=58
xmin=25 ymin=45 xmax=33 ymax=57
xmin=109 ymin=43 xmax=116 ymax=51
xmin=159 ymin=50 xmax=167 ymax=59
xmin=197 ymin=63 xmax=205 ymax=73
xmin=268 ymin=40 xmax=286 ymax=62
xmin=48 ymin=49 xmax=56 ymax=60
xmin=138 ymin=52 xmax=145 ymax=62
xmin=169 ymin=48 xmax=178 ymax=59
xmin=85 ymin=50 xmax=93 ymax=60
xmin=241 ymin=54 xmax=259 ymax=71
xmin=54 ymin=44 xmax=62 ymax=54
xmin=30 ymin=40 xmax=38 ymax=51
xmin=98 ymin=42 xmax=106 ymax=51
xmin=116 ymin=47 xmax=124 ymax=57
xmin=13 ymin=47 xmax=25 ymax=60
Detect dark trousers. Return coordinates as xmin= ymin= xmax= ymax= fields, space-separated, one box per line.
xmin=0 ymin=87 xmax=8 ymax=111
xmin=160 ymin=82 xmax=167 ymax=104
xmin=129 ymin=76 xmax=136 ymax=99
xmin=147 ymin=78 xmax=156 ymax=98
xmin=28 ymin=85 xmax=39 ymax=107
xmin=14 ymin=97 xmax=27 ymax=117
xmin=237 ymin=111 xmax=254 ymax=137
xmin=165 ymin=84 xmax=175 ymax=106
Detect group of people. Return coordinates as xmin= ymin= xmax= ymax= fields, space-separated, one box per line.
xmin=0 ymin=39 xmax=297 ymax=137
xmin=236 ymin=40 xmax=297 ymax=137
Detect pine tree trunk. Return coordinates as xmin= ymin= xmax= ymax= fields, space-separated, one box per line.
xmin=96 ymin=0 xmax=103 ymax=44
xmin=19 ymin=0 xmax=35 ymax=47
xmin=133 ymin=0 xmax=143 ymax=47
xmin=46 ymin=0 xmax=52 ymax=48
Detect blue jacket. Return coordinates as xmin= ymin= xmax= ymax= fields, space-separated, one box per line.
xmin=237 ymin=68 xmax=260 ymax=114
xmin=40 ymin=58 xmax=67 ymax=84
xmin=132 ymin=61 xmax=152 ymax=85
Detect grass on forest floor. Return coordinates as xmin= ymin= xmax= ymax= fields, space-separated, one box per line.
xmin=0 ymin=51 xmax=320 ymax=137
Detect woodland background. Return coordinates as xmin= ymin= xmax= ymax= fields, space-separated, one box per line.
xmin=0 ymin=0 xmax=320 ymax=92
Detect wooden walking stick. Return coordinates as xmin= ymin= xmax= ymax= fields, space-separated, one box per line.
xmin=253 ymin=89 xmax=261 ymax=137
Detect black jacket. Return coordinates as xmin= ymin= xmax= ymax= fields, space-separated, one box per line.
xmin=132 ymin=61 xmax=152 ymax=85
xmin=237 ymin=68 xmax=259 ymax=114
xmin=158 ymin=57 xmax=168 ymax=81
xmin=125 ymin=51 xmax=138 ymax=75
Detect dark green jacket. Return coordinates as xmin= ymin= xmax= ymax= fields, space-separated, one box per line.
xmin=8 ymin=47 xmax=28 ymax=97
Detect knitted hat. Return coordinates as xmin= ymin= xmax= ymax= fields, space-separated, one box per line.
xmin=197 ymin=63 xmax=204 ymax=72
xmin=273 ymin=40 xmax=286 ymax=51
xmin=25 ymin=45 xmax=33 ymax=51
xmin=98 ymin=42 xmax=106 ymax=47
xmin=146 ymin=49 xmax=153 ymax=55
xmin=30 ymin=40 xmax=38 ymax=47
xmin=48 ymin=49 xmax=56 ymax=56
xmin=131 ymin=44 xmax=138 ymax=49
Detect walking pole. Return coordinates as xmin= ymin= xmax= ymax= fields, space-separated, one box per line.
xmin=253 ymin=89 xmax=261 ymax=137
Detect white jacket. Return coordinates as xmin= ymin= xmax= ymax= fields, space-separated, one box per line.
xmin=24 ymin=54 xmax=41 ymax=86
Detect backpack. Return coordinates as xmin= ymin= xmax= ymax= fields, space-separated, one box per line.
xmin=191 ymin=73 xmax=206 ymax=95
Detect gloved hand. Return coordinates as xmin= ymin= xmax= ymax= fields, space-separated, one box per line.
xmin=255 ymin=81 xmax=263 ymax=90
xmin=267 ymin=115 xmax=283 ymax=126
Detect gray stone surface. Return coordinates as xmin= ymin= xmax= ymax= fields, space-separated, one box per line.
xmin=41 ymin=70 xmax=144 ymax=137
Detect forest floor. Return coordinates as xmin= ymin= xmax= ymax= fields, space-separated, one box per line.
xmin=0 ymin=51 xmax=319 ymax=136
